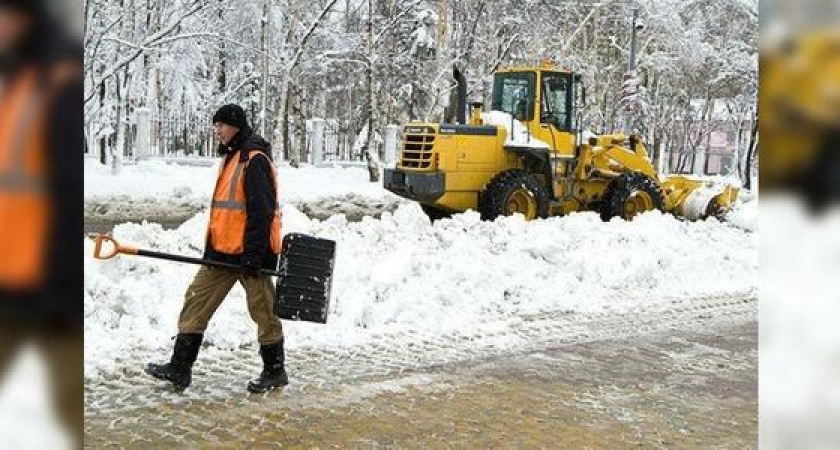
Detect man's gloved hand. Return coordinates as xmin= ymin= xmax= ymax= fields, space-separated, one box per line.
xmin=241 ymin=260 xmax=261 ymax=279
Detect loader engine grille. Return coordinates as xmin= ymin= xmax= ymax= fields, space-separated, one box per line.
xmin=399 ymin=128 xmax=436 ymax=169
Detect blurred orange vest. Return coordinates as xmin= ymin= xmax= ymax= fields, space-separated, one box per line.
xmin=0 ymin=69 xmax=50 ymax=289
xmin=207 ymin=149 xmax=282 ymax=255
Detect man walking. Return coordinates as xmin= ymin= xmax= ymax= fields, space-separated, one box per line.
xmin=147 ymin=104 xmax=287 ymax=394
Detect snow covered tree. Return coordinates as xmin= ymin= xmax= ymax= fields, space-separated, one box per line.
xmin=85 ymin=0 xmax=757 ymax=180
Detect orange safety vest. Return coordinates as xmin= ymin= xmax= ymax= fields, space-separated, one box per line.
xmin=0 ymin=69 xmax=50 ymax=290
xmin=207 ymin=149 xmax=282 ymax=255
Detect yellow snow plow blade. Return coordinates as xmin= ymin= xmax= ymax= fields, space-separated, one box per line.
xmin=662 ymin=176 xmax=740 ymax=221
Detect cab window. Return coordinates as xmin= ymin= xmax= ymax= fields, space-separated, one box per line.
xmin=492 ymin=72 xmax=536 ymax=120
xmin=541 ymin=72 xmax=572 ymax=130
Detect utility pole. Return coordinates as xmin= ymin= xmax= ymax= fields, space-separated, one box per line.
xmin=628 ymin=7 xmax=639 ymax=74
xmin=623 ymin=6 xmax=642 ymax=135
xmin=437 ymin=0 xmax=448 ymax=48
xmin=259 ymin=0 xmax=269 ymax=137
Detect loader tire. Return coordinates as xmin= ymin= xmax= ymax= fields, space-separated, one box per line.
xmin=601 ymin=172 xmax=664 ymax=221
xmin=480 ymin=170 xmax=550 ymax=221
xmin=421 ymin=204 xmax=452 ymax=222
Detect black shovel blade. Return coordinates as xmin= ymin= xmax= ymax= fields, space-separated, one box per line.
xmin=275 ymin=233 xmax=336 ymax=324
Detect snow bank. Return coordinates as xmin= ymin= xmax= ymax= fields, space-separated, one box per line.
xmin=85 ymin=157 xmax=390 ymax=203
xmin=482 ymin=111 xmax=550 ymax=149
xmin=726 ymin=188 xmax=759 ymax=232
xmin=85 ymin=158 xmax=215 ymax=200
xmin=85 ymin=204 xmax=757 ymax=379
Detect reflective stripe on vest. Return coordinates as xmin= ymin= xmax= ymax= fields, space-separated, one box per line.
xmin=207 ymin=149 xmax=282 ymax=255
xmin=0 ymin=69 xmax=50 ymax=289
xmin=211 ymin=158 xmax=247 ymax=211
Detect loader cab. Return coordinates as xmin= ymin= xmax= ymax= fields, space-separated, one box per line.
xmin=491 ymin=63 xmax=579 ymax=156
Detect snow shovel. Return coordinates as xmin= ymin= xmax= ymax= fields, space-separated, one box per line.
xmin=93 ymin=233 xmax=336 ymax=324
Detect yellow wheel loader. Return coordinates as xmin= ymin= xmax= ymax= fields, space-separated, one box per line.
xmin=384 ymin=61 xmax=739 ymax=221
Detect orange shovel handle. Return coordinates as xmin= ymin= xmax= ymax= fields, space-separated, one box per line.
xmin=93 ymin=235 xmax=138 ymax=260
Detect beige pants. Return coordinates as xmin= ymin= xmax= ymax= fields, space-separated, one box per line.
xmin=178 ymin=266 xmax=283 ymax=345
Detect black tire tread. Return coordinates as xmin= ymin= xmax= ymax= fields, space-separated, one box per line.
xmin=480 ymin=169 xmax=550 ymax=221
xmin=600 ymin=172 xmax=665 ymax=221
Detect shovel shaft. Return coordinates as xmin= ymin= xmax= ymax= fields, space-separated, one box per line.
xmin=93 ymin=234 xmax=281 ymax=276
xmin=135 ymin=249 xmax=282 ymax=277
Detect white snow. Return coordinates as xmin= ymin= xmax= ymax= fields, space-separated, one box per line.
xmin=760 ymin=198 xmax=840 ymax=448
xmin=85 ymin=199 xmax=757 ymax=380
xmin=683 ymin=186 xmax=725 ymax=221
xmin=482 ymin=111 xmax=550 ymax=149
xmin=725 ymin=188 xmax=758 ymax=233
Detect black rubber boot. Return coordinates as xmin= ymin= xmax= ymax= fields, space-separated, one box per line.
xmin=247 ymin=340 xmax=289 ymax=393
xmin=145 ymin=333 xmax=203 ymax=392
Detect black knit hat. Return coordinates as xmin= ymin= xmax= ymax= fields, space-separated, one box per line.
xmin=212 ymin=104 xmax=249 ymax=130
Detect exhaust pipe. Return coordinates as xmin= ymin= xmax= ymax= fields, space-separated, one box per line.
xmin=453 ymin=65 xmax=467 ymax=124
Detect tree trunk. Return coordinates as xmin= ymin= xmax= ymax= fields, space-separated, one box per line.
xmin=363 ymin=0 xmax=380 ymax=182
xmin=346 ymin=83 xmax=354 ymax=160
xmin=744 ymin=118 xmax=758 ymax=190
xmin=283 ymin=83 xmax=297 ymax=166
xmin=652 ymin=132 xmax=663 ymax=174
xmin=113 ymin=74 xmax=125 ymax=174
xmin=98 ymin=81 xmax=108 ymax=165
xmin=299 ymin=90 xmax=308 ymax=164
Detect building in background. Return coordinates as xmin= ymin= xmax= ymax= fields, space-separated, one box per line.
xmin=669 ymin=99 xmax=755 ymax=176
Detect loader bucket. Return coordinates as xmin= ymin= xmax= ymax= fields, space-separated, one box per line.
xmin=662 ymin=176 xmax=740 ymax=221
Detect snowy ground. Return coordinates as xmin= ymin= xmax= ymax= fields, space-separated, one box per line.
xmin=86 ymin=311 xmax=757 ymax=447
xmin=84 ymin=159 xmax=758 ymax=379
xmin=84 ymin=159 xmax=759 ymax=445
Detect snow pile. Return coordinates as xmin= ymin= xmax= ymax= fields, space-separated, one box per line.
xmin=726 ymin=188 xmax=759 ymax=232
xmin=85 ymin=204 xmax=757 ymax=379
xmin=482 ymin=111 xmax=550 ymax=149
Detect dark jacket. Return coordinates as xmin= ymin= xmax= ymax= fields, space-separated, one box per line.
xmin=204 ymin=128 xmax=280 ymax=271
xmin=0 ymin=18 xmax=83 ymax=325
